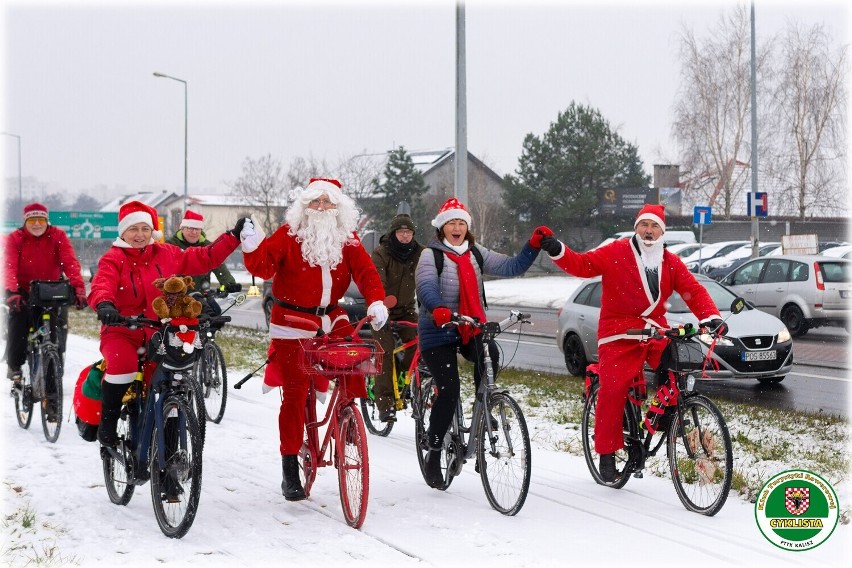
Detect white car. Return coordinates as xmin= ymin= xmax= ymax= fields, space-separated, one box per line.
xmin=681 ymin=241 xmax=750 ymax=272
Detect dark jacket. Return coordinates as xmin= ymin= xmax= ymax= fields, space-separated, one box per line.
xmin=166 ymin=230 xmax=237 ymax=292
xmin=371 ymin=234 xmax=425 ymax=321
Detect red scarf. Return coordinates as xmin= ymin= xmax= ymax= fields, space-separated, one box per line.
xmin=445 ymin=251 xmax=486 ymax=344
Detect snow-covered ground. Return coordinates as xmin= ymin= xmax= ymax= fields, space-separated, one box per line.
xmin=2 ymin=329 xmax=849 ymax=567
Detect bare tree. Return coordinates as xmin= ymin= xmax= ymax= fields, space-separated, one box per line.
xmin=763 ymin=24 xmax=847 ymax=218
xmin=335 ymin=151 xmax=384 ymax=203
xmin=226 ymin=154 xmax=289 ymax=235
xmin=284 ymin=154 xmax=331 ymax=191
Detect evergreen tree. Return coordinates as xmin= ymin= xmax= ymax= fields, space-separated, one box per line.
xmin=363 ymin=146 xmax=429 ymax=234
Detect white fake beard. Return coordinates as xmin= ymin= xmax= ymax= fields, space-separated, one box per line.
xmin=298 ymin=208 xmax=347 ymax=269
xmin=639 ymin=237 xmax=665 ymax=270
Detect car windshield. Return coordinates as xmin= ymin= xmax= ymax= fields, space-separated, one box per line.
xmin=667 ymin=279 xmax=737 ymax=314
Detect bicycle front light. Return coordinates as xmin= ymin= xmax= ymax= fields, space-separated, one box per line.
xmin=685 ymin=374 xmax=697 ymax=392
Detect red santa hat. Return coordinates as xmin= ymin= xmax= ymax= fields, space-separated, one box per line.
xmin=431 ymin=197 xmax=472 ymax=229
xmin=23 ymin=202 xmax=49 ymax=220
xmin=180 ymin=209 xmax=204 ymax=229
xmin=301 ymin=177 xmax=344 ymax=204
xmin=634 ymin=203 xmax=666 ymax=233
xmin=117 ymin=200 xmax=162 ymax=240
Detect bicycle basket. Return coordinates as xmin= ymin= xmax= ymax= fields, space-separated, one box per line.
xmin=29 ymin=280 xmax=73 ymax=308
xmin=300 ymin=338 xmax=383 ymax=376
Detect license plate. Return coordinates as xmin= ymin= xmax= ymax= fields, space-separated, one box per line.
xmin=841 ymin=290 xmax=851 ymax=298
xmin=742 ymin=350 xmax=778 ymax=362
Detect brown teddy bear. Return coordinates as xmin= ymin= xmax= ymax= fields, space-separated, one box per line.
xmin=152 ymin=275 xmax=204 ymax=320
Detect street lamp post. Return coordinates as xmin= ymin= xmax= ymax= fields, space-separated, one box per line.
xmin=153 ymin=72 xmax=188 ymax=214
xmin=1 ymin=131 xmax=22 ymax=202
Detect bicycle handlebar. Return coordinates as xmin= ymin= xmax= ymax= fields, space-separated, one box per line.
xmin=625 ymin=322 xmax=721 ymax=340
xmin=442 ymin=310 xmax=531 ymax=332
xmin=111 ymin=314 xmax=232 ymax=330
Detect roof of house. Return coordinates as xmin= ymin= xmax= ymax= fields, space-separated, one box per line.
xmin=99 ymin=191 xmax=181 ymax=211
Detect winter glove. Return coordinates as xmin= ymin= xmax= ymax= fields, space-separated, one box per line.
xmin=367 ymin=301 xmax=389 ymax=331
xmin=529 ymin=226 xmax=554 ymax=249
xmin=432 ymin=306 xmax=452 ymax=328
xmin=5 ymin=291 xmax=23 ymax=312
xmin=224 ymin=282 xmax=242 ymax=293
xmin=539 ymin=235 xmax=563 ymax=257
xmin=96 ymin=302 xmax=121 ymax=325
xmin=703 ymin=318 xmax=728 ymax=337
xmin=239 ymin=218 xmax=266 ymax=253
xmin=74 ymin=293 xmax=88 ymax=310
xmin=229 ymin=217 xmax=248 ymax=238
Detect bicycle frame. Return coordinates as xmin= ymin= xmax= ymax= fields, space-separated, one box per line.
xmin=302 ymin=374 xmax=348 ymax=494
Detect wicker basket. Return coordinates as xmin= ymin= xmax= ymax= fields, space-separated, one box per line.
xmin=300 ymin=338 xmax=383 ymax=376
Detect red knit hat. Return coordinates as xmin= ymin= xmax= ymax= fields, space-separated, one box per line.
xmin=23 ymin=202 xmax=49 ymax=220
xmin=118 ymin=200 xmax=162 ymax=240
xmin=431 ymin=197 xmax=472 ymax=229
xmin=180 ymin=209 xmax=204 ymax=229
xmin=634 ymin=204 xmax=666 ymax=233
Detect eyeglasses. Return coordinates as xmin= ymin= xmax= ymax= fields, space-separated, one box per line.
xmin=396 ymin=229 xmax=414 ymax=236
xmin=308 ymin=198 xmax=336 ymax=209
xmin=25 ymin=217 xmax=47 ymax=226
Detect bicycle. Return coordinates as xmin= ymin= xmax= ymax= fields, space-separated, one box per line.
xmin=360 ymin=320 xmax=425 ymax=437
xmin=235 ymin=313 xmax=381 ymax=528
xmin=413 ymin=310 xmax=533 ymax=516
xmin=10 ymin=279 xmax=74 ymax=443
xmin=190 ymin=286 xmax=246 ymax=424
xmin=100 ymin=315 xmax=206 ymax=538
xmin=580 ymin=307 xmax=739 ymax=516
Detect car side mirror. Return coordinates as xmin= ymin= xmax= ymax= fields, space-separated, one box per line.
xmin=730 ymin=297 xmax=746 ymax=315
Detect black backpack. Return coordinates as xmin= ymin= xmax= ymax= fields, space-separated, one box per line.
xmin=430 ymin=246 xmax=487 ymax=309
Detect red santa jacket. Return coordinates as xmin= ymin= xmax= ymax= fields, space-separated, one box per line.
xmin=4 ymin=225 xmax=86 ymax=297
xmin=244 ymin=225 xmax=385 ymax=335
xmin=88 ymin=234 xmax=239 ymax=320
xmin=551 ymin=237 xmax=720 ymax=344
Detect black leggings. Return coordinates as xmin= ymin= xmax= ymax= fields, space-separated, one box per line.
xmin=421 ymin=335 xmax=499 ymax=448
xmin=4 ymin=305 xmax=68 ymax=370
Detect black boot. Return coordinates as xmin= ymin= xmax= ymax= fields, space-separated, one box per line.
xmin=281 ymin=455 xmax=306 ymax=501
xmin=599 ymin=453 xmax=616 ymax=483
xmin=424 ymin=432 xmax=444 ymax=489
xmin=97 ymin=382 xmax=128 ymax=447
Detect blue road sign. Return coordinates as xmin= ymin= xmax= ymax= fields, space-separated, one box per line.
xmin=693 ymin=206 xmax=712 ymax=225
xmin=747 ymin=192 xmax=768 ymax=217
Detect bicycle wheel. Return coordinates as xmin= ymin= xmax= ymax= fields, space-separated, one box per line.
xmin=360 ymin=375 xmax=393 ymax=437
xmin=298 ymin=441 xmax=317 ymax=497
xmin=150 ymin=394 xmax=203 ymax=539
xmin=39 ymin=347 xmax=63 ymax=443
xmin=185 ymin=369 xmax=207 ymax=447
xmin=581 ymin=383 xmax=635 ymax=489
xmin=336 ymin=404 xmax=369 ymax=528
xmin=13 ymin=379 xmax=33 ymax=430
xmin=413 ymin=377 xmax=453 ymax=490
xmin=200 ymin=341 xmax=228 ymax=424
xmin=477 ymin=392 xmax=531 ymax=515
xmin=103 ymin=403 xmax=136 ymax=506
xmin=668 ymin=395 xmax=733 ymax=516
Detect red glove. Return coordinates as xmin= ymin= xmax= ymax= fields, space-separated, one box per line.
xmin=432 ymin=307 xmax=452 ymax=328
xmin=6 ymin=292 xmax=23 ymax=312
xmin=75 ymin=293 xmax=88 ymax=310
xmin=529 ymin=226 xmax=554 ymax=249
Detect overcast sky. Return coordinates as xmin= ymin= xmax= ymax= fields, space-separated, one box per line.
xmin=1 ymin=0 xmax=848 ymax=200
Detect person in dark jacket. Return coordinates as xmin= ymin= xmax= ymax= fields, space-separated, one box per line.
xmin=370 ymin=212 xmax=425 ymax=422
xmin=3 ymin=202 xmax=87 ymax=386
xmin=165 ymin=209 xmax=241 ymax=294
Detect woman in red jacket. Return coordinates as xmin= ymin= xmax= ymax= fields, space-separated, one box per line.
xmin=87 ymin=200 xmax=245 ymax=447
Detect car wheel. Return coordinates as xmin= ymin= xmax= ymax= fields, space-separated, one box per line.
xmin=563 ymin=334 xmax=588 ymax=377
xmin=263 ymin=297 xmax=273 ymax=329
xmin=781 ymin=304 xmax=809 ymax=337
xmin=757 ymin=376 xmax=785 ymax=385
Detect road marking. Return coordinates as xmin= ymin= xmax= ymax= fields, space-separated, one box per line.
xmin=789 ymin=370 xmax=851 ymax=382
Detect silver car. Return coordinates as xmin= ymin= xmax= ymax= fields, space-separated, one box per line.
xmin=556 ymin=274 xmax=793 ymax=384
xmin=720 ymin=255 xmax=851 ymax=336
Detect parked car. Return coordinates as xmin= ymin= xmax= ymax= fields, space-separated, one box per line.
xmin=680 ymin=241 xmax=750 ymax=273
xmin=262 ymin=280 xmax=367 ymax=329
xmin=555 ymin=274 xmax=793 ymax=384
xmin=701 ymin=242 xmax=780 ymax=281
xmin=666 ymin=242 xmax=706 ymax=259
xmin=720 ymin=255 xmax=851 ymax=336
xmin=592 ymin=230 xmax=697 ymax=250
xmin=821 ymin=244 xmax=852 ymax=260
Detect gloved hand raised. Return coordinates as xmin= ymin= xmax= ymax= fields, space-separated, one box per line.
xmin=529 ymin=226 xmax=554 ymax=249
xmin=539 ymin=235 xmax=563 ymax=257
xmin=74 ymin=292 xmax=88 ymax=310
xmin=5 ymin=291 xmax=23 ymax=312
xmin=432 ymin=306 xmax=452 ymax=328
xmin=96 ymin=302 xmax=121 ymax=325
xmin=239 ymin=218 xmax=265 ymax=253
xmin=366 ymin=301 xmax=389 ymax=331
xmin=229 ymin=217 xmax=248 ymax=238
xmin=704 ymin=318 xmax=729 ymax=337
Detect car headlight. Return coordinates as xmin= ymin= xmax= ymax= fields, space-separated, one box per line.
xmin=698 ymin=333 xmax=734 ymax=347
xmin=340 ymin=295 xmax=356 ymax=306
xmin=776 ymin=327 xmax=792 ymax=343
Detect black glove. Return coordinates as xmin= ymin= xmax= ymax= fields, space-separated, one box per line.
xmin=706 ymin=318 xmax=728 ymax=337
xmin=229 ymin=217 xmax=248 ymax=238
xmin=5 ymin=291 xmax=23 ymax=312
xmin=96 ymin=302 xmax=121 ymax=325
xmin=539 ymin=235 xmax=563 ymax=257
xmin=75 ymin=293 xmax=88 ymax=310
xmin=225 ymin=282 xmax=242 ymax=293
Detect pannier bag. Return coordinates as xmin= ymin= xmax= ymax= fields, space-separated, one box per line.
xmin=73 ymin=360 xmax=106 ymax=442
xmin=29 ymin=280 xmax=74 ymax=308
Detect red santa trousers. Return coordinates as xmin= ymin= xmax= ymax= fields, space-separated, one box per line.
xmin=100 ymin=326 xmax=149 ymax=377
xmin=595 ymin=338 xmax=668 ymax=455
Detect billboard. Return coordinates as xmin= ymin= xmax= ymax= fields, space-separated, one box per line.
xmin=598 ymin=187 xmax=658 ymax=216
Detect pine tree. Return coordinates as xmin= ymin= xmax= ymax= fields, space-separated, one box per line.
xmin=364 ymin=146 xmax=429 ymax=234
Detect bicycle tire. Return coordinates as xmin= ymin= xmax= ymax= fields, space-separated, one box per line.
xmin=360 ymin=375 xmax=393 ymax=437
xmin=13 ymin=377 xmax=33 ymax=430
xmin=103 ymin=403 xmax=136 ymax=506
xmin=38 ymin=346 xmax=63 ymax=442
xmin=150 ymin=394 xmax=203 ymax=539
xmin=413 ymin=377 xmax=453 ymax=490
xmin=336 ymin=404 xmax=370 ymax=528
xmin=581 ymin=383 xmax=635 ymax=489
xmin=200 ymin=341 xmax=228 ymax=424
xmin=667 ymin=395 xmax=733 ymax=516
xmin=185 ymin=369 xmax=208 ymax=447
xmin=477 ymin=392 xmax=531 ymax=515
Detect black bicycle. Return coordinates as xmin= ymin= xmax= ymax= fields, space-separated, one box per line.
xmin=580 ymin=304 xmax=740 ymax=516
xmin=10 ymin=280 xmax=74 ymax=443
xmin=100 ymin=315 xmax=206 ymax=538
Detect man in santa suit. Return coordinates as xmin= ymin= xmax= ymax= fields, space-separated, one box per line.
xmin=241 ymin=177 xmax=389 ymax=501
xmin=538 ymin=204 xmax=726 ymax=483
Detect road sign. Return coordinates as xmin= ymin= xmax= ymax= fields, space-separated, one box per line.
xmin=49 ymin=211 xmax=118 ymax=239
xmin=693 ymin=206 xmax=712 ymax=225
xmin=748 ymin=192 xmax=768 ymax=217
